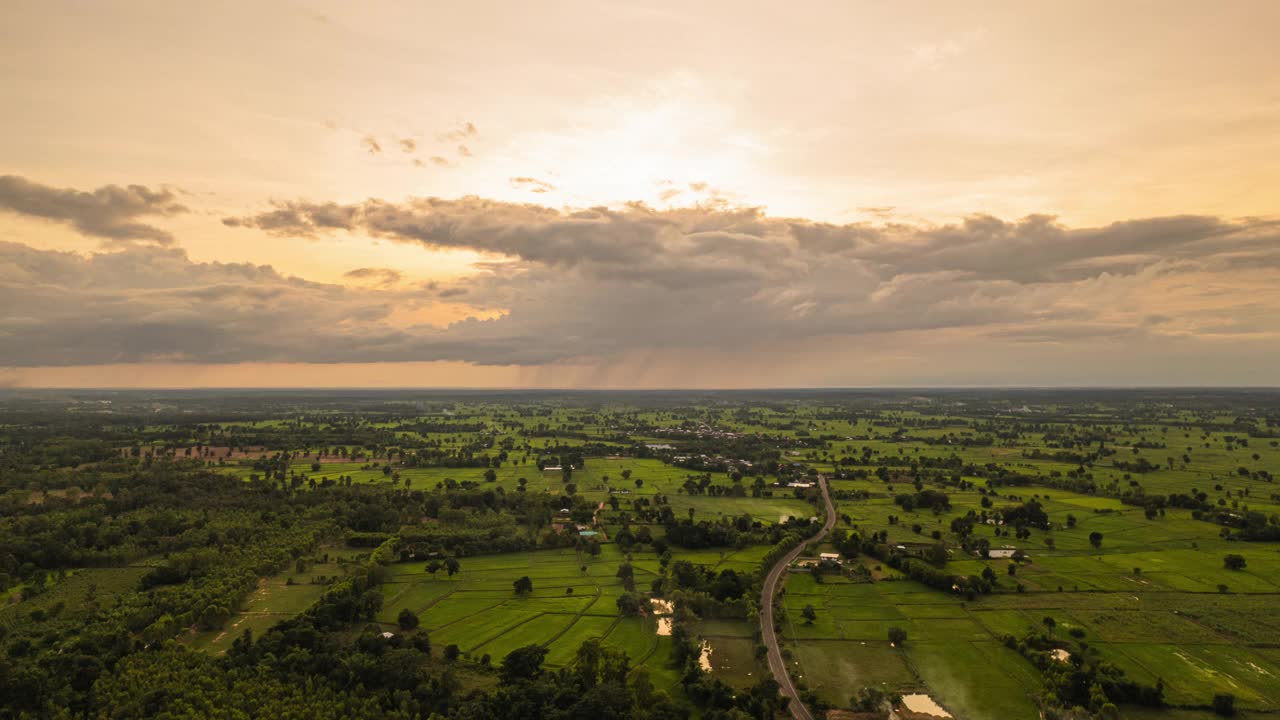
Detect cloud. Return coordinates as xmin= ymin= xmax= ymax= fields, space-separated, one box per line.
xmin=343 ymin=267 xmax=403 ymax=287
xmin=361 ymin=136 xmax=382 ymax=154
xmin=211 ymin=198 xmax=1273 ymax=366
xmin=457 ymin=144 xmax=472 ymax=157
xmin=857 ymin=206 xmax=895 ymax=219
xmin=3 ymin=189 xmax=1276 ymax=371
xmin=0 ymin=174 xmax=188 ymax=245
xmin=987 ymin=322 xmax=1146 ymax=344
xmin=908 ymin=29 xmax=985 ymax=70
xmin=0 ymin=242 xmax=455 ymax=366
xmin=226 ymin=196 xmax=1279 ymax=278
xmin=438 ymin=122 xmax=478 ymax=142
xmin=429 ymin=156 xmax=451 ymax=167
xmin=509 ymin=176 xmax=556 ymax=194
xmin=398 ymin=138 xmax=416 ymax=153
xmin=222 ymin=201 xmax=358 ymax=236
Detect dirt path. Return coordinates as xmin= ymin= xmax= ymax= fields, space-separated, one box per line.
xmin=760 ymin=475 xmax=835 ymax=720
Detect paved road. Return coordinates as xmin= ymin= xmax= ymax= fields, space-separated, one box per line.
xmin=760 ymin=475 xmax=836 ymax=720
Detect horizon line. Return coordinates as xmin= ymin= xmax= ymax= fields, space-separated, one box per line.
xmin=4 ymin=385 xmax=1280 ymax=392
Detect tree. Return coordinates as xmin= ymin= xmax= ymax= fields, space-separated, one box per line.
xmin=1224 ymin=554 xmax=1247 ymax=570
xmin=397 ymin=608 xmax=419 ymax=630
xmin=1089 ymin=531 xmax=1104 ymax=549
xmin=1213 ymin=693 xmax=1236 ymax=716
xmin=502 ymin=644 xmax=548 ymax=682
xmin=924 ymin=542 xmax=948 ymax=566
xmin=445 ymin=557 xmax=461 ymax=578
xmin=616 ymin=562 xmax=635 ymax=592
xmin=888 ymin=626 xmax=907 ymax=647
xmin=802 ymin=604 xmax=817 ymax=624
xmin=425 ymin=560 xmax=442 ymax=577
xmin=444 ymin=644 xmax=461 ymax=662
xmin=1042 ymin=616 xmax=1056 ymax=636
xmin=615 ymin=592 xmax=645 ymax=615
xmin=851 ymin=687 xmax=901 ymax=712
xmin=483 ymin=468 xmax=497 ymax=483
xmin=513 ymin=575 xmax=534 ymax=595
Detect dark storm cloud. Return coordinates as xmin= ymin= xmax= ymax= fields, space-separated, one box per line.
xmin=0 ymin=174 xmax=188 ymax=245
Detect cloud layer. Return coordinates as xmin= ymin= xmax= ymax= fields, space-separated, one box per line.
xmin=0 ymin=175 xmax=188 ymax=245
xmin=2 ymin=179 xmax=1279 ymax=370
xmin=0 ymin=241 xmax=447 ymax=365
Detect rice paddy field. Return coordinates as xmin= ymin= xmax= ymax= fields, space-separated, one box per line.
xmin=52 ymin=389 xmax=1280 ymax=719
xmin=368 ymin=543 xmax=784 ymax=696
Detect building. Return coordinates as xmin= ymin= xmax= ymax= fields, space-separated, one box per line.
xmin=819 ymin=553 xmax=842 ymax=564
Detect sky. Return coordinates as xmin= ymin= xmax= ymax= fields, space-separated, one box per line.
xmin=2 ymin=0 xmax=1279 ymax=388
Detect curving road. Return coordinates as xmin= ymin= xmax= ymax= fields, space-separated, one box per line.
xmin=760 ymin=475 xmax=836 ymax=720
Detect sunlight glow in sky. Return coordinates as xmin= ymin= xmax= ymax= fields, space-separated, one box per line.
xmin=2 ymin=1 xmax=1279 ymax=387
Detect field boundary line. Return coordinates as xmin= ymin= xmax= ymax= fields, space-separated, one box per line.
xmin=469 ymin=611 xmax=553 ymax=653
xmin=539 ymin=584 xmax=604 ymax=648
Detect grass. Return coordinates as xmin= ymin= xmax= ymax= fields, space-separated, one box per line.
xmin=791 ymin=641 xmax=916 ymax=706
xmin=377 ymin=546 xmax=677 ymax=678
xmin=906 ymin=640 xmax=1043 ymax=720
xmin=185 ymin=401 xmax=1280 ymax=715
xmin=1099 ymin=643 xmax=1280 ymax=709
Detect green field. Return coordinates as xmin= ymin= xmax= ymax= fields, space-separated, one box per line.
xmin=7 ymin=389 xmax=1279 ymax=719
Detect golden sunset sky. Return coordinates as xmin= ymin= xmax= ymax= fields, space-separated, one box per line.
xmin=2 ymin=1 xmax=1278 ymax=387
